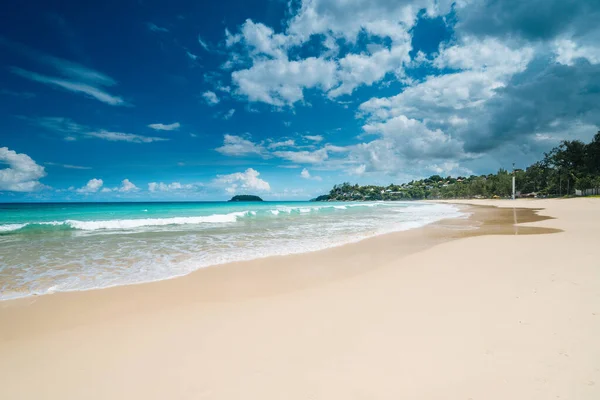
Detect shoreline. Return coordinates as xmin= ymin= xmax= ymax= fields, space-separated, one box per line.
xmin=0 ymin=204 xmax=555 ymax=339
xmin=1 ymin=198 xmax=599 ymax=400
xmin=0 ymin=202 xmax=463 ymax=303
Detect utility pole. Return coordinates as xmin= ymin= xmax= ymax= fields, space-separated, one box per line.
xmin=512 ymin=162 xmax=516 ymax=200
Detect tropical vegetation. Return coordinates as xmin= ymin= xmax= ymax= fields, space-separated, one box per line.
xmin=228 ymin=195 xmax=264 ymax=202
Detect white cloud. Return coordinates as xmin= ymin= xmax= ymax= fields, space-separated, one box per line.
xmin=433 ymin=37 xmax=534 ymax=74
xmin=86 ymin=131 xmax=168 ymax=143
xmin=273 ymin=148 xmax=328 ymax=164
xmin=76 ymin=178 xmax=103 ymax=194
xmin=11 ymin=67 xmax=126 ymax=106
xmin=147 ymin=23 xmax=168 ymax=33
xmin=231 ymin=57 xmax=337 ymax=106
xmin=31 ymin=117 xmax=169 ymax=143
xmin=215 ymin=135 xmax=340 ymax=166
xmin=554 ymin=39 xmax=600 ymax=66
xmin=215 ymin=134 xmax=265 ymax=156
xmin=300 ymin=168 xmax=322 ymax=181
xmin=117 ymin=179 xmax=139 ymax=192
xmin=360 ymin=70 xmax=506 ymax=122
xmin=300 ymin=168 xmax=310 ymax=179
xmin=198 ymin=35 xmax=210 ymax=51
xmin=0 ymin=147 xmax=47 ymax=192
xmin=148 ymin=122 xmax=181 ymax=131
xmin=362 ymin=115 xmax=467 ymax=161
xmin=202 ymin=91 xmax=220 ymax=105
xmin=303 ymin=135 xmax=324 ymax=142
xmin=231 ymin=20 xmax=288 ymax=59
xmin=214 ymin=168 xmax=271 ymax=194
xmin=267 ymin=139 xmax=295 ymax=149
xmin=224 ymin=0 xmax=450 ymax=106
xmin=45 ymin=162 xmax=91 ymax=170
xmin=328 ymin=42 xmax=412 ymax=98
xmin=148 ymin=182 xmax=196 ymax=192
xmin=186 ymin=51 xmax=198 ymax=61
xmin=286 ymin=0 xmax=447 ymax=44
xmin=352 ymin=164 xmax=367 ymax=175
xmin=324 ymin=144 xmax=348 ymax=153
xmin=4 ymin=41 xmax=126 ymax=106
xmin=223 ymin=109 xmax=236 ymax=120
xmin=209 ymin=0 xmax=600 ymax=178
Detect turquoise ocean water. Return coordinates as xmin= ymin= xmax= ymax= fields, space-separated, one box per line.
xmin=0 ymin=201 xmax=463 ymax=300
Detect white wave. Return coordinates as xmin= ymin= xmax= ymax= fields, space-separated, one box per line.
xmin=65 ymin=212 xmax=248 ymax=230
xmin=0 ymin=223 xmax=26 ymax=232
xmin=347 ymin=202 xmax=381 ymax=208
xmin=270 ymin=210 xmax=280 ymax=215
xmin=333 ymin=205 xmax=347 ymax=210
xmin=2 ymin=211 xmax=250 ymax=233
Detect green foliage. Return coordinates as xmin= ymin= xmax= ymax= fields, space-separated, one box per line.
xmin=228 ymin=195 xmax=264 ymax=202
xmin=312 ymin=132 xmax=600 ymax=201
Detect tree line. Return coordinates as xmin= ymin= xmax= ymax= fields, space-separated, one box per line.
xmin=314 ymin=132 xmax=600 ymax=201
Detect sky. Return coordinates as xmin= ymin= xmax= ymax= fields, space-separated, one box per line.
xmin=1 ymin=0 xmax=599 ymax=201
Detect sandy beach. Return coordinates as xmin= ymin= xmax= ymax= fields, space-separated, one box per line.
xmin=1 ymin=198 xmax=599 ymax=399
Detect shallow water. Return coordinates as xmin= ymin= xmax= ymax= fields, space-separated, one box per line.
xmin=0 ymin=201 xmax=463 ymax=300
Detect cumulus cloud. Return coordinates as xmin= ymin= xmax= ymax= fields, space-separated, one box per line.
xmin=300 ymin=168 xmax=322 ymax=181
xmin=98 ymin=179 xmax=139 ymax=193
xmin=0 ymin=147 xmax=47 ymax=192
xmin=216 ymin=0 xmax=600 ymax=177
xmin=148 ymin=122 xmax=181 ymax=131
xmin=76 ymin=178 xmax=103 ymax=193
xmin=202 ymin=91 xmax=220 ymax=105
xmin=553 ymin=39 xmax=600 ymax=66
xmin=216 ymin=134 xmax=265 ymax=156
xmin=232 ymin=57 xmax=337 ymax=106
xmin=214 ymin=168 xmax=271 ymax=194
xmin=117 ymin=179 xmax=139 ymax=192
xmin=224 ymin=0 xmax=449 ymax=106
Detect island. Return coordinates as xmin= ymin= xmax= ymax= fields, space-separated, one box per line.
xmin=228 ymin=195 xmax=264 ymax=202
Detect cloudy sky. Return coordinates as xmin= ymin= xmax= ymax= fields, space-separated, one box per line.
xmin=1 ymin=0 xmax=599 ymax=201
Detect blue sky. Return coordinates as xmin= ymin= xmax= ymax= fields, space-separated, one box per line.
xmin=1 ymin=0 xmax=599 ymax=201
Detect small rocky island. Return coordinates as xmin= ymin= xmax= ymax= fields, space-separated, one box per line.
xmin=228 ymin=195 xmax=264 ymax=202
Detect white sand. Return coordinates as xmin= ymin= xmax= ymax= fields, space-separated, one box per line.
xmin=1 ymin=198 xmax=599 ymax=399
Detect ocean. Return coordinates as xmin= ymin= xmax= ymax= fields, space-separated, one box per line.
xmin=0 ymin=201 xmax=463 ymax=300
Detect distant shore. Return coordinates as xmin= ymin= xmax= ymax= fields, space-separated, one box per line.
xmin=1 ymin=198 xmax=599 ymax=400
